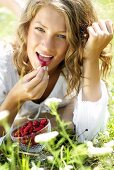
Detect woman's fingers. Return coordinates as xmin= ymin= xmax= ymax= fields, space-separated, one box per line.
xmin=21 ymin=66 xmax=49 ymax=100
xmin=98 ymin=20 xmax=110 ymax=34
xmin=98 ymin=19 xmax=113 ymax=35
xmin=22 ymin=67 xmax=40 ymax=83
xmin=87 ymin=20 xmax=113 ymax=43
xmin=29 ymin=73 xmax=49 ymax=99
xmin=25 ymin=67 xmax=47 ymax=89
xmin=88 ymin=20 xmax=113 ymax=36
xmin=84 ymin=19 xmax=113 ymax=59
xmin=105 ymin=20 xmax=113 ymax=34
xmin=92 ymin=22 xmax=103 ymax=35
xmin=87 ymin=26 xmax=97 ymax=37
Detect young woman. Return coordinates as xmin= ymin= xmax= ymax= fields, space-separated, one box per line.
xmin=0 ymin=0 xmax=113 ymax=143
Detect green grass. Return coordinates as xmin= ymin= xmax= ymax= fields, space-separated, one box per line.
xmin=0 ymin=1 xmax=114 ymax=169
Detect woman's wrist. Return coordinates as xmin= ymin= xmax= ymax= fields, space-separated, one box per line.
xmin=82 ymin=57 xmax=101 ymax=101
xmin=83 ymin=52 xmax=100 ymax=63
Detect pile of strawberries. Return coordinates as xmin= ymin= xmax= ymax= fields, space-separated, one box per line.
xmin=12 ymin=118 xmax=48 ymax=146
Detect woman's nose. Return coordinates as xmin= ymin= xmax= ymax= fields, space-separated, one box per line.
xmin=41 ymin=36 xmax=54 ymax=52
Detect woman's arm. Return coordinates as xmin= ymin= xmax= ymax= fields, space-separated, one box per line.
xmin=0 ymin=92 xmax=24 ymax=127
xmin=73 ymin=20 xmax=113 ymax=142
xmin=82 ymin=20 xmax=113 ymax=101
xmin=73 ymin=80 xmax=109 ymax=143
xmin=0 ymin=67 xmax=49 ymax=135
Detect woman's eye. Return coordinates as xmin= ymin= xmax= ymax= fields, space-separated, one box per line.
xmin=57 ymin=34 xmax=66 ymax=39
xmin=35 ymin=27 xmax=45 ymax=32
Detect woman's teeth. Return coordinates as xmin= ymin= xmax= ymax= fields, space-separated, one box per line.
xmin=37 ymin=52 xmax=53 ymax=66
xmin=39 ymin=55 xmax=52 ymax=62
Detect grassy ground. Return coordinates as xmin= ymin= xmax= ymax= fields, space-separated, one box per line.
xmin=0 ymin=0 xmax=114 ymax=170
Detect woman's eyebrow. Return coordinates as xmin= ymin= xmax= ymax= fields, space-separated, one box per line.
xmin=36 ymin=21 xmax=66 ymax=33
xmin=36 ymin=21 xmax=47 ymax=28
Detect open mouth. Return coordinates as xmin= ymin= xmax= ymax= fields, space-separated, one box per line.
xmin=36 ymin=52 xmax=53 ymax=66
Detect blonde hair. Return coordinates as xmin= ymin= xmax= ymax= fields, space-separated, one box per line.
xmin=13 ymin=0 xmax=112 ymax=94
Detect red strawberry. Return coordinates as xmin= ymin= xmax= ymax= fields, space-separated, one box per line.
xmin=24 ymin=125 xmax=31 ymax=132
xmin=27 ymin=121 xmax=33 ymax=126
xmin=41 ymin=61 xmax=47 ymax=66
xmin=40 ymin=118 xmax=47 ymax=125
xmin=21 ymin=139 xmax=27 ymax=144
xmin=33 ymin=126 xmax=43 ymax=132
xmin=39 ymin=124 xmax=45 ymax=129
xmin=30 ymin=132 xmax=35 ymax=137
xmin=13 ymin=118 xmax=48 ymax=146
xmin=33 ymin=120 xmax=39 ymax=126
xmin=29 ymin=126 xmax=33 ymax=133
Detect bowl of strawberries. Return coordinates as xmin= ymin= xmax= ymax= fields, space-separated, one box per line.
xmin=10 ymin=118 xmax=51 ymax=153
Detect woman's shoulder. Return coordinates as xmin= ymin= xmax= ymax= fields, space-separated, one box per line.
xmin=0 ymin=41 xmax=18 ymax=83
xmin=0 ymin=41 xmax=19 ymax=93
xmin=0 ymin=41 xmax=13 ymax=60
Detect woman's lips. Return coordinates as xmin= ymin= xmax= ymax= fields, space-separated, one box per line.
xmin=36 ymin=52 xmax=53 ymax=66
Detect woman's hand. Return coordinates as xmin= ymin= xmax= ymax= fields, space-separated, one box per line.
xmin=0 ymin=67 xmax=49 ymax=126
xmin=84 ymin=20 xmax=113 ymax=61
xmin=9 ymin=66 xmax=49 ymax=102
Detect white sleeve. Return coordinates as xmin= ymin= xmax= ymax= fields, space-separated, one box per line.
xmin=73 ymin=80 xmax=109 ymax=143
xmin=0 ymin=42 xmax=15 ymax=105
xmin=0 ymin=43 xmax=8 ymax=104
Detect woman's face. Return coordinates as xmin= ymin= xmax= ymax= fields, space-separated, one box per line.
xmin=27 ymin=5 xmax=69 ymax=72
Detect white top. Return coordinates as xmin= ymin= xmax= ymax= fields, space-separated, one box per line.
xmin=0 ymin=43 xmax=109 ymax=144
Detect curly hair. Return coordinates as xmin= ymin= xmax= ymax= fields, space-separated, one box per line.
xmin=13 ymin=0 xmax=112 ymax=95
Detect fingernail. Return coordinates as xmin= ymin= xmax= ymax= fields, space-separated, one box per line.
xmin=106 ymin=19 xmax=113 ymax=25
xmin=44 ymin=75 xmax=49 ymax=81
xmin=43 ymin=66 xmax=48 ymax=71
xmin=37 ymin=66 xmax=41 ymax=70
